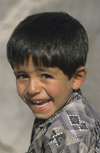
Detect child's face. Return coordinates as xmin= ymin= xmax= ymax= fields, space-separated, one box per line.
xmin=14 ymin=56 xmax=74 ymax=119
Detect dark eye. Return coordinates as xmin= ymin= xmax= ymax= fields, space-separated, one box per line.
xmin=16 ymin=74 xmax=28 ymax=79
xmin=41 ymin=74 xmax=53 ymax=79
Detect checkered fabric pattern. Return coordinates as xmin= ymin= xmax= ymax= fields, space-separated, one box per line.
xmin=26 ymin=89 xmax=100 ymax=153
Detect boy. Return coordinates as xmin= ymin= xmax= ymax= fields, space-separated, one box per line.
xmin=7 ymin=12 xmax=100 ymax=153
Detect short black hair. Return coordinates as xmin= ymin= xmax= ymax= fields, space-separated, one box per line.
xmin=7 ymin=12 xmax=88 ymax=79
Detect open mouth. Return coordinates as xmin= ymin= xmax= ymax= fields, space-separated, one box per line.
xmin=29 ymin=99 xmax=50 ymax=107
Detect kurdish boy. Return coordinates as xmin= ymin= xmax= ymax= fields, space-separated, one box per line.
xmin=7 ymin=12 xmax=100 ymax=153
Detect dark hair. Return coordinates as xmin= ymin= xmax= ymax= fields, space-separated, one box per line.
xmin=7 ymin=12 xmax=88 ymax=79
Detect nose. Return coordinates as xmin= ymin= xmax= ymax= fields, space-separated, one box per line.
xmin=26 ymin=79 xmax=42 ymax=96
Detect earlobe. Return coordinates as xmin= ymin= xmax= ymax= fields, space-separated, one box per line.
xmin=73 ymin=66 xmax=87 ymax=90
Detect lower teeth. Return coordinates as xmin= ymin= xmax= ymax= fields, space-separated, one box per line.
xmin=35 ymin=103 xmax=48 ymax=107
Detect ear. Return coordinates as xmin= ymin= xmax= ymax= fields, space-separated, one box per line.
xmin=72 ymin=66 xmax=87 ymax=90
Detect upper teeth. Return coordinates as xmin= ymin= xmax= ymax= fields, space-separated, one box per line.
xmin=33 ymin=100 xmax=47 ymax=104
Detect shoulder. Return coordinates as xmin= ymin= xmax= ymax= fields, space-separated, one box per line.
xmin=44 ymin=93 xmax=100 ymax=152
xmin=48 ymin=89 xmax=100 ymax=130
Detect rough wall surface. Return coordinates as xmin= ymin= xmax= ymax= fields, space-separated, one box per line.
xmin=0 ymin=0 xmax=100 ymax=152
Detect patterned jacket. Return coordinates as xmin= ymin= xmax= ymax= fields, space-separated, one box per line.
xmin=26 ymin=89 xmax=100 ymax=153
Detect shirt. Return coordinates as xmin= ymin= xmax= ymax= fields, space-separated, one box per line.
xmin=26 ymin=89 xmax=100 ymax=153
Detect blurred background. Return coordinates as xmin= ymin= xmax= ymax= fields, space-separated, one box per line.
xmin=0 ymin=0 xmax=100 ymax=152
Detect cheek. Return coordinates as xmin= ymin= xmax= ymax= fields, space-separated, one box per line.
xmin=48 ymin=82 xmax=72 ymax=102
xmin=46 ymin=83 xmax=62 ymax=97
xmin=16 ymin=83 xmax=24 ymax=98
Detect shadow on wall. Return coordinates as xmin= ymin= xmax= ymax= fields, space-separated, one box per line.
xmin=0 ymin=141 xmax=17 ymax=153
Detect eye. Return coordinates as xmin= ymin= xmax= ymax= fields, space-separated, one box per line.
xmin=16 ymin=74 xmax=28 ymax=79
xmin=41 ymin=74 xmax=53 ymax=79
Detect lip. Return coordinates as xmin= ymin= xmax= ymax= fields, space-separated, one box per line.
xmin=27 ymin=99 xmax=51 ymax=112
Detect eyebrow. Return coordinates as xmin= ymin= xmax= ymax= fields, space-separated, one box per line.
xmin=38 ymin=68 xmax=52 ymax=73
xmin=14 ymin=66 xmax=56 ymax=76
xmin=14 ymin=71 xmax=26 ymax=75
xmin=14 ymin=67 xmax=51 ymax=74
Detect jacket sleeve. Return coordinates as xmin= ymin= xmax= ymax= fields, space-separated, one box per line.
xmin=44 ymin=127 xmax=100 ymax=153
